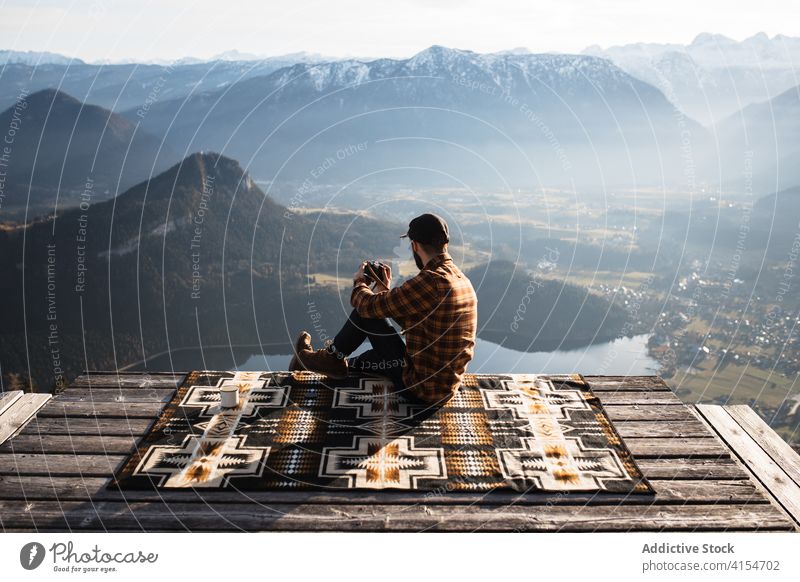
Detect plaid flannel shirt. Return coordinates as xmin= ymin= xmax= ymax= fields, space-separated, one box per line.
xmin=350 ymin=251 xmax=478 ymax=404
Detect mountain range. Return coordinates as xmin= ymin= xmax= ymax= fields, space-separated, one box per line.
xmin=0 ymin=50 xmax=82 ymax=66
xmin=119 ymin=45 xmax=703 ymax=189
xmin=0 ymin=55 xmax=332 ymax=112
xmin=585 ymin=32 xmax=800 ymax=126
xmin=713 ymin=83 xmax=800 ymax=191
xmin=4 ymin=40 xmax=800 ymax=191
xmin=6 ymin=34 xmax=797 ymax=125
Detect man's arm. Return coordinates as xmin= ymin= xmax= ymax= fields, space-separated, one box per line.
xmin=351 ymin=271 xmax=440 ymax=320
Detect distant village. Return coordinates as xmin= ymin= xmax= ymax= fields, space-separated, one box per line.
xmin=592 ymin=268 xmax=800 ymax=443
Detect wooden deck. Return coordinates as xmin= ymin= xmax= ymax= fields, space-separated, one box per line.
xmin=1 ymin=372 xmax=799 ymax=532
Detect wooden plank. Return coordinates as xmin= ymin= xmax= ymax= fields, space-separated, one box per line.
xmin=592 ymin=391 xmax=684 ymax=405
xmin=696 ymin=404 xmax=800 ymax=528
xmin=36 ymin=401 xmax=166 ymax=418
xmin=0 ymin=434 xmax=139 ymax=455
xmin=71 ymin=374 xmax=184 ymax=389
xmin=19 ymin=418 xmax=154 ymax=436
xmin=72 ymin=373 xmax=669 ymax=391
xmin=0 ymin=391 xmax=23 ymax=416
xmin=0 ymin=453 xmax=126 ymax=476
xmin=624 ymin=437 xmax=729 ymax=457
xmin=0 ymin=394 xmax=52 ymax=445
xmin=0 ymin=500 xmax=791 ymax=532
xmin=650 ymin=480 xmax=764 ymax=504
xmin=82 ymin=371 xmax=186 ymax=376
xmin=0 ymin=475 xmax=768 ymax=505
xmin=54 ymin=388 xmax=176 ymax=403
xmin=635 ymin=458 xmax=748 ymax=479
xmin=68 ymin=373 xmax=669 ymax=391
xmin=614 ymin=420 xmax=711 ymax=438
xmin=604 ymin=405 xmax=696 ymax=421
xmin=725 ymin=405 xmax=800 ymax=490
xmin=583 ymin=376 xmax=671 ymax=391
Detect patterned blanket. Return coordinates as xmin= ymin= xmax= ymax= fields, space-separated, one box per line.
xmin=109 ymin=370 xmax=653 ymax=494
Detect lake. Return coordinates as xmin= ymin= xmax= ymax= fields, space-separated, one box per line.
xmin=130 ymin=333 xmax=659 ymax=376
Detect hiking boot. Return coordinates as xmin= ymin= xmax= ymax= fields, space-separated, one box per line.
xmin=290 ymin=332 xmax=349 ymax=379
xmin=288 ymin=331 xmax=312 ymax=372
xmin=298 ymin=347 xmax=349 ymax=379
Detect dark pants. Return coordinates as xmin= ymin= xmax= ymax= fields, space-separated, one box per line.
xmin=332 ymin=308 xmax=406 ymax=388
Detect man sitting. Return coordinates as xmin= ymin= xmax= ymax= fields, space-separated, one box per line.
xmin=290 ymin=213 xmax=478 ymax=405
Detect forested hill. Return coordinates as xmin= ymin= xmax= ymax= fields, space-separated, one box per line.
xmin=0 ymin=152 xmax=400 ymax=391
xmin=467 ymin=260 xmax=630 ymax=351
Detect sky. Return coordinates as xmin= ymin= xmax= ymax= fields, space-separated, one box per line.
xmin=1 ymin=0 xmax=799 ymax=63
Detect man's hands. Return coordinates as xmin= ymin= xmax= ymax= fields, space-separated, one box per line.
xmin=353 ymin=261 xmax=391 ymax=292
xmin=372 ymin=263 xmax=391 ymax=292
xmin=353 ymin=262 xmax=368 ymax=284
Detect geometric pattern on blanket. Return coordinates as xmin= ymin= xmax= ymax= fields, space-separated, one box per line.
xmin=108 ymin=370 xmax=654 ymax=494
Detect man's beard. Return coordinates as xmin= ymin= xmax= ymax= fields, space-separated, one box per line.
xmin=412 ymin=249 xmax=425 ymax=270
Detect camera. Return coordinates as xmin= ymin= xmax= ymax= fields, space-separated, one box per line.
xmin=363 ymin=260 xmax=388 ymax=283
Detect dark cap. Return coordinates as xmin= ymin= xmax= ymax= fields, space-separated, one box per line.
xmin=400 ymin=213 xmax=449 ymax=245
